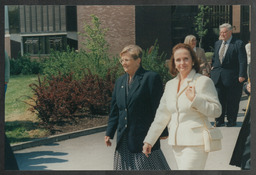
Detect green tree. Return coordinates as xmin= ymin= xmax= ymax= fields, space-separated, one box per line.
xmin=79 ymin=14 xmax=110 ymax=68
xmin=142 ymin=40 xmax=172 ymax=85
xmin=194 ymin=5 xmax=211 ymax=48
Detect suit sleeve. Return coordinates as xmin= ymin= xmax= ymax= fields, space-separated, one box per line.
xmin=190 ymin=77 xmax=222 ymax=118
xmin=144 ymin=82 xmax=172 ymax=146
xmin=105 ymin=82 xmax=119 ymax=139
xmin=148 ymin=73 xmax=168 ymax=137
xmin=148 ymin=73 xmax=163 ymax=116
xmin=237 ymin=40 xmax=247 ymax=78
xmin=211 ymin=42 xmax=218 ymax=67
xmin=245 ymin=43 xmax=251 ymax=57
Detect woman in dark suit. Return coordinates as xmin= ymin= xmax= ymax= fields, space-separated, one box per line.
xmin=105 ymin=44 xmax=170 ymax=170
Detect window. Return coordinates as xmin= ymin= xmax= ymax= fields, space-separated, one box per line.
xmin=23 ymin=35 xmax=67 ymax=55
xmin=24 ymin=37 xmax=39 ymax=54
xmin=66 ymin=6 xmax=77 ymax=32
xmin=8 ymin=5 xmax=20 ymax=33
xmin=207 ymin=5 xmax=232 ymax=28
xmin=19 ymin=5 xmax=66 ymax=33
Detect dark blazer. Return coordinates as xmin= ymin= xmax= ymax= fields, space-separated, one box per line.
xmin=230 ymin=83 xmax=251 ymax=169
xmin=106 ymin=66 xmax=168 ymax=153
xmin=210 ymin=37 xmax=247 ymax=87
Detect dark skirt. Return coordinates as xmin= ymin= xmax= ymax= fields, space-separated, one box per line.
xmin=114 ymin=133 xmax=171 ymax=170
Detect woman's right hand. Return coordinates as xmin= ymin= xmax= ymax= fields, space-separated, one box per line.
xmin=142 ymin=142 xmax=152 ymax=157
xmin=105 ymin=136 xmax=112 ymax=147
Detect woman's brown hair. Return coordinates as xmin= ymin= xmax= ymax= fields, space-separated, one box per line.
xmin=169 ymin=43 xmax=200 ymax=76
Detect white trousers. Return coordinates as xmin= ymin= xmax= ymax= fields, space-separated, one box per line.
xmin=172 ymin=145 xmax=208 ymax=170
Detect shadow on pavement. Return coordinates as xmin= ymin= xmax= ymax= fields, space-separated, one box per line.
xmin=15 ymin=151 xmax=68 ymax=170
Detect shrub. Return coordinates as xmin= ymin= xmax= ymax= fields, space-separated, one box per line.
xmin=142 ymin=41 xmax=172 ymax=85
xmin=10 ymin=54 xmax=42 ymax=75
xmin=205 ymin=52 xmax=214 ymax=63
xmin=79 ymin=68 xmax=116 ymax=115
xmin=42 ymin=14 xmax=123 ymax=80
xmin=27 ymin=68 xmax=117 ymax=130
xmin=42 ymin=47 xmax=123 ymax=80
xmin=41 ymin=47 xmax=86 ymax=80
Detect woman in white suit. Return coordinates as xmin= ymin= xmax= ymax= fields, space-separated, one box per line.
xmin=143 ymin=43 xmax=222 ymax=170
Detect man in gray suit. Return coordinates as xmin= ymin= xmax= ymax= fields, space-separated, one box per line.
xmin=210 ymin=23 xmax=247 ymax=127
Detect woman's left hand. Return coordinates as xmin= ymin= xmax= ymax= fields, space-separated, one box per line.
xmin=185 ymin=86 xmax=195 ymax=101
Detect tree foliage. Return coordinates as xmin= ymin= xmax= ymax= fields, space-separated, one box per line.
xmin=142 ymin=40 xmax=172 ymax=85
xmin=194 ymin=5 xmax=211 ymax=48
xmin=42 ymin=15 xmax=123 ymax=80
xmin=79 ymin=14 xmax=110 ymax=68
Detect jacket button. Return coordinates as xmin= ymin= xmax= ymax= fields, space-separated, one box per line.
xmin=125 ymin=125 xmax=127 ymax=127
xmin=125 ymin=108 xmax=127 ymax=111
xmin=125 ymin=117 xmax=127 ymax=120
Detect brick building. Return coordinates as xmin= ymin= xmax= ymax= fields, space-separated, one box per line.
xmin=5 ymin=5 xmax=251 ymax=59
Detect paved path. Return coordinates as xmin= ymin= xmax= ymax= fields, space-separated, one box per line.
xmin=14 ymin=96 xmax=248 ymax=170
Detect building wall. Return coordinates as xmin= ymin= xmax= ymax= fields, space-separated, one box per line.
xmin=19 ymin=5 xmax=67 ymax=33
xmin=232 ymin=5 xmax=241 ymax=33
xmin=77 ymin=5 xmax=135 ymax=56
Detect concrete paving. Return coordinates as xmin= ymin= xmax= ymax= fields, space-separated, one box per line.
xmin=14 ymin=96 xmax=248 ymax=171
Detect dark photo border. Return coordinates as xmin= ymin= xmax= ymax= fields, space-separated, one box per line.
xmin=0 ymin=0 xmax=255 ymax=175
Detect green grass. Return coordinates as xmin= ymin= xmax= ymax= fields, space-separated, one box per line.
xmin=5 ymin=120 xmax=50 ymax=144
xmin=5 ymin=74 xmax=38 ymax=119
xmin=5 ymin=74 xmax=49 ymax=144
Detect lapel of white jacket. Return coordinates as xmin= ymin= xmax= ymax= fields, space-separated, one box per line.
xmin=177 ymin=69 xmax=196 ymax=97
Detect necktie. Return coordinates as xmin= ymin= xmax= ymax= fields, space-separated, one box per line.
xmin=219 ymin=41 xmax=227 ymax=63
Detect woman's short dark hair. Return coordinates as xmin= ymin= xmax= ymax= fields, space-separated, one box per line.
xmin=168 ymin=43 xmax=200 ymax=76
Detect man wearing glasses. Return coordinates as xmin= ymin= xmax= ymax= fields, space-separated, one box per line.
xmin=210 ymin=23 xmax=247 ymax=127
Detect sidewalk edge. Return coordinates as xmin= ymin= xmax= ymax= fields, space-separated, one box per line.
xmin=11 ymin=125 xmax=107 ymax=151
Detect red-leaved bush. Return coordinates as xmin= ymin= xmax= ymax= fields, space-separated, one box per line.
xmin=28 ymin=68 xmax=118 ymax=129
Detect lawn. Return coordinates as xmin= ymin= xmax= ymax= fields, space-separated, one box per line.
xmin=4 ymin=74 xmax=109 ymax=144
xmin=5 ymin=74 xmax=37 ymax=119
xmin=5 ymin=74 xmax=50 ymax=144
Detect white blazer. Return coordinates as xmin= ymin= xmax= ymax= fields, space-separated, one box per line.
xmin=144 ymin=69 xmax=222 ymax=147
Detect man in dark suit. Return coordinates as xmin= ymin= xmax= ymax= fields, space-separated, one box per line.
xmin=210 ymin=23 xmax=247 ymax=127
